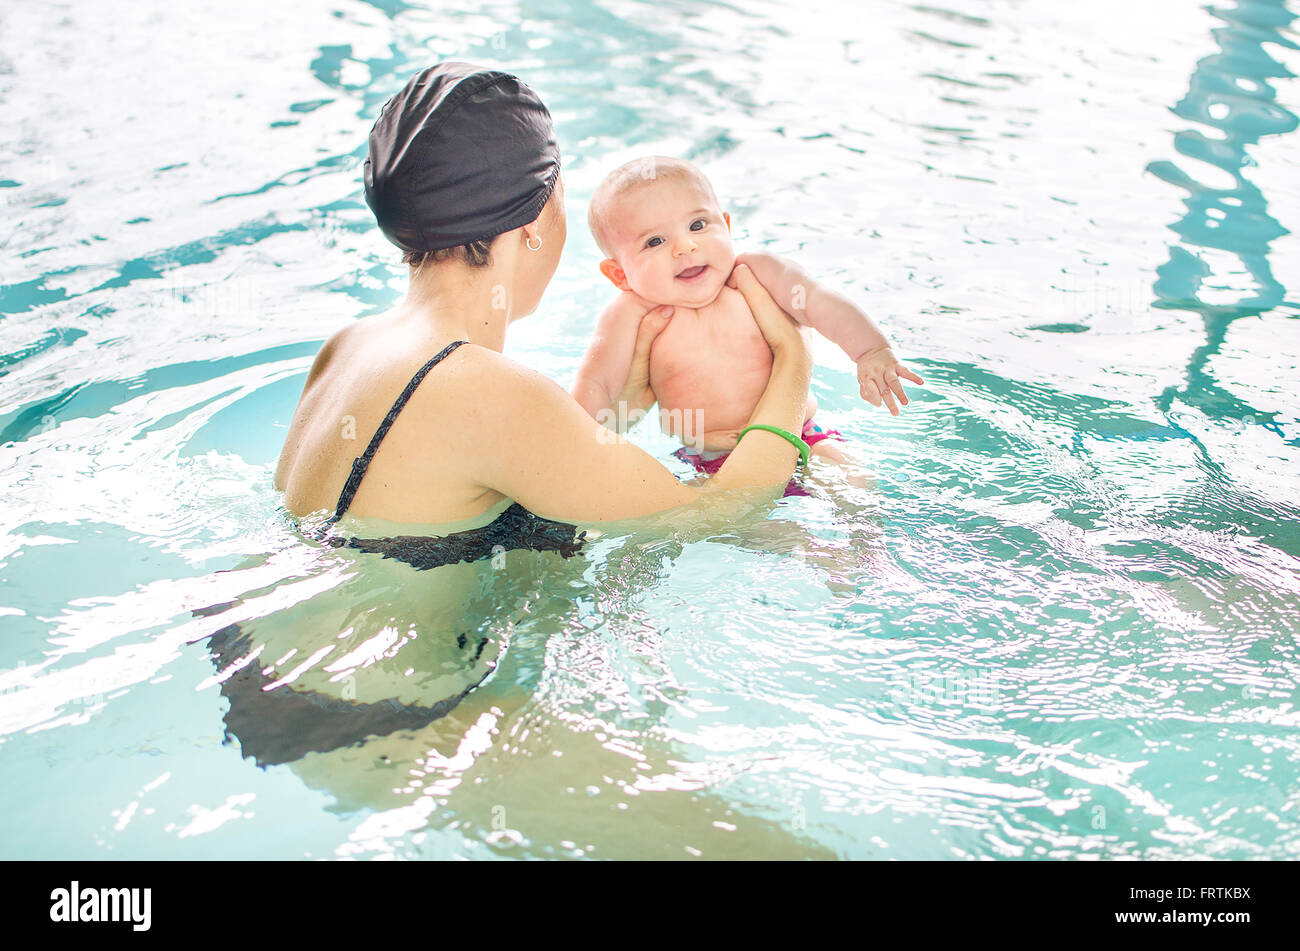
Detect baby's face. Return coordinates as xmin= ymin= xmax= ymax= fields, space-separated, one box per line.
xmin=602 ymin=177 xmax=734 ymax=308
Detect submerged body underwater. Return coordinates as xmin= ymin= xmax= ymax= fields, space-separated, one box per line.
xmin=1 ymin=0 xmax=1298 ymax=859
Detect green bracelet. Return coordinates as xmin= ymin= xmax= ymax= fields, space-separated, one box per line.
xmin=737 ymin=424 xmax=811 ymax=467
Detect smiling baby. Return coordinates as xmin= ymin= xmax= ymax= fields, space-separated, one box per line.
xmin=573 ymin=156 xmax=922 ymax=470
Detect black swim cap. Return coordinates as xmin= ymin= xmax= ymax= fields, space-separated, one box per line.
xmin=363 ymin=62 xmax=561 ymax=254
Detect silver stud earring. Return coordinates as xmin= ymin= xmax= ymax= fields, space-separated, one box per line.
xmin=526 ymin=235 xmax=542 ymax=251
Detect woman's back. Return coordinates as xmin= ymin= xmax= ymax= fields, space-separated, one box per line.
xmin=274 ymin=311 xmax=509 ymax=524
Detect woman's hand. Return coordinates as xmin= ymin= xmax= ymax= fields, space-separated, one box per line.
xmin=693 ymin=261 xmax=813 ymax=493
xmin=610 ymin=304 xmax=674 ymax=426
xmin=728 ymin=263 xmax=812 ymax=372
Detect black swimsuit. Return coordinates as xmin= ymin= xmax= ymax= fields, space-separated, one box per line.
xmin=319 ymin=339 xmax=584 ymax=568
xmin=202 ymin=340 xmax=585 ymax=767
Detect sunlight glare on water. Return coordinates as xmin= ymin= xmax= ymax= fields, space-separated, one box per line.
xmin=0 ymin=0 xmax=1298 ymax=859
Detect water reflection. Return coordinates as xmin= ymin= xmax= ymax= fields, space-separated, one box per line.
xmin=1147 ymin=0 xmax=1298 ymax=422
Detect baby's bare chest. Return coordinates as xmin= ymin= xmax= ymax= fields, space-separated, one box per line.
xmin=648 ymin=291 xmax=771 ymax=384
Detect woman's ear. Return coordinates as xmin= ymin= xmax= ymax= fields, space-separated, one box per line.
xmin=599 ymin=258 xmax=631 ymax=291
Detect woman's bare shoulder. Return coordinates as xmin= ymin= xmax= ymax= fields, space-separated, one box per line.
xmin=419 ymin=343 xmax=574 ymax=425
xmin=292 ymin=321 xmax=375 ymax=409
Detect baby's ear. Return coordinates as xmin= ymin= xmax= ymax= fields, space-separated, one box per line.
xmin=598 ymin=258 xmax=631 ymax=291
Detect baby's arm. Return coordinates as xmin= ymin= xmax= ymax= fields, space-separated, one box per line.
xmin=735 ymin=251 xmax=924 ymax=415
xmin=572 ymin=291 xmax=670 ymax=429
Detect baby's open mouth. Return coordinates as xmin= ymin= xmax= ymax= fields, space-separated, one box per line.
xmin=676 ymin=265 xmax=708 ymax=281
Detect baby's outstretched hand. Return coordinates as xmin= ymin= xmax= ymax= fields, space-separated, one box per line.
xmin=855 ymin=346 xmax=924 ymax=416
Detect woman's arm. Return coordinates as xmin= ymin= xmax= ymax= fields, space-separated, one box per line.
xmin=469 ymin=265 xmax=812 ymax=523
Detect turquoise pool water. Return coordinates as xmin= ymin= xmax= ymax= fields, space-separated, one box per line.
xmin=1 ymin=0 xmax=1298 ymax=859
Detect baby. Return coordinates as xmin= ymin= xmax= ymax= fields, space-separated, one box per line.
xmin=573 ymin=156 xmax=922 ymax=469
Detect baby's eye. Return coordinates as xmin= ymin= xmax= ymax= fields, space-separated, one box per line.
xmin=690 ymin=218 xmax=707 ymax=231
xmin=645 ymin=236 xmax=664 ymax=249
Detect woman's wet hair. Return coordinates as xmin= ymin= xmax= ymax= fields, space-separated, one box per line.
xmin=402 ymin=237 xmax=493 ymax=269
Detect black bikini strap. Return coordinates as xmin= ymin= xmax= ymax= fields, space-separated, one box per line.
xmin=326 ymin=339 xmax=469 ymax=523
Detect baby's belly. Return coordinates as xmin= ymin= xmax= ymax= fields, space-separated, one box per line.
xmin=652 ymin=358 xmax=817 ymax=452
xmin=648 ymin=291 xmax=816 ymax=451
xmin=655 ymin=372 xmax=764 ymax=450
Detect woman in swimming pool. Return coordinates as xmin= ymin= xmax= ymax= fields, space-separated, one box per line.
xmin=274 ymin=62 xmax=812 ymax=531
